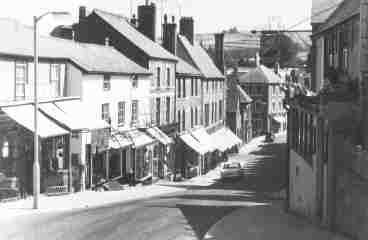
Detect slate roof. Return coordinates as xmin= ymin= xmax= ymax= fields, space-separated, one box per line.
xmin=315 ymin=0 xmax=360 ymax=34
xmin=238 ymin=65 xmax=282 ymax=84
xmin=178 ymin=35 xmax=224 ymax=79
xmin=93 ymin=9 xmax=177 ymax=62
xmin=176 ymin=58 xmax=202 ymax=76
xmin=312 ymin=0 xmax=343 ymax=23
xmin=0 ymin=18 xmax=150 ymax=75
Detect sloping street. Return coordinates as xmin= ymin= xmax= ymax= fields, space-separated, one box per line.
xmin=0 ymin=134 xmax=292 ymax=240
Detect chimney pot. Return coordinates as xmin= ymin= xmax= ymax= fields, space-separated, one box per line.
xmin=180 ymin=17 xmax=194 ymax=45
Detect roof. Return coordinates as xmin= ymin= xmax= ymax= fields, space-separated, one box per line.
xmin=0 ymin=18 xmax=150 ymax=75
xmin=238 ymin=65 xmax=282 ymax=84
xmin=176 ymin=58 xmax=202 ymax=76
xmin=178 ymin=35 xmax=224 ymax=79
xmin=93 ymin=9 xmax=177 ymax=62
xmin=237 ymin=85 xmax=253 ymax=103
xmin=311 ymin=0 xmax=343 ymax=23
xmin=315 ymin=0 xmax=360 ymax=34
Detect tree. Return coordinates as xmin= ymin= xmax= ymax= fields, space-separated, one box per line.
xmin=261 ymin=34 xmax=299 ymax=68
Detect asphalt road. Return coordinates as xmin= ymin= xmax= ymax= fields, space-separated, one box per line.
xmin=0 ymin=134 xmax=286 ymax=240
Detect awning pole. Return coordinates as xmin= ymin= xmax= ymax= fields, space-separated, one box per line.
xmin=106 ymin=150 xmax=110 ymax=180
xmin=120 ymin=149 xmax=123 ymax=177
xmin=68 ymin=134 xmax=73 ymax=193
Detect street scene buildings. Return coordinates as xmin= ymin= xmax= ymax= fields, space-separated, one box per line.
xmin=1 ymin=0 xmax=364 ymax=240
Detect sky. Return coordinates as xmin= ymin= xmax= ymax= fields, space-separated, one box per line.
xmin=0 ymin=0 xmax=312 ymax=35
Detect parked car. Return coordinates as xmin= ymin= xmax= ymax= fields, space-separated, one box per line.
xmin=220 ymin=162 xmax=242 ymax=179
xmin=265 ymin=132 xmax=275 ymax=142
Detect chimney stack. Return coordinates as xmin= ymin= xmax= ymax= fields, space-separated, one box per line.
xmin=137 ymin=1 xmax=157 ymax=41
xmin=215 ymin=33 xmax=225 ymax=74
xmin=79 ymin=6 xmax=87 ymax=22
xmin=162 ymin=14 xmax=177 ymax=55
xmin=180 ymin=17 xmax=194 ymax=45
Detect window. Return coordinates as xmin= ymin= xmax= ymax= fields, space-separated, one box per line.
xmin=177 ymin=111 xmax=181 ymax=132
xmin=191 ymin=108 xmax=194 ymax=128
xmin=191 ymin=79 xmax=194 ymax=96
xmin=156 ymin=98 xmax=161 ymax=125
xmin=118 ymin=102 xmax=125 ymax=125
xmin=212 ymin=103 xmax=215 ymax=123
xmin=101 ymin=103 xmax=110 ymax=123
xmin=257 ymin=86 xmax=262 ymax=95
xmin=167 ymin=68 xmax=171 ymax=87
xmin=177 ymin=78 xmax=181 ymax=98
xmin=2 ymin=141 xmax=9 ymax=158
xmin=219 ymin=100 xmax=223 ymax=120
xmin=195 ymin=79 xmax=199 ymax=96
xmin=132 ymin=75 xmax=138 ymax=88
xmin=103 ymin=75 xmax=111 ymax=91
xmin=272 ymin=102 xmax=276 ymax=112
xmin=195 ymin=107 xmax=198 ymax=125
xmin=50 ymin=64 xmax=61 ymax=82
xmin=156 ymin=67 xmax=161 ymax=88
xmin=205 ymin=104 xmax=210 ymax=126
xmin=166 ymin=97 xmax=170 ymax=123
xmin=206 ymin=81 xmax=209 ymax=92
xmin=212 ymin=81 xmax=215 ymax=91
xmin=182 ymin=110 xmax=186 ymax=131
xmin=15 ymin=61 xmax=28 ymax=100
xmin=182 ymin=79 xmax=186 ymax=98
xmin=131 ymin=100 xmax=138 ymax=123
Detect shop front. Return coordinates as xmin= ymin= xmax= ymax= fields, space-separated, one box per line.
xmin=146 ymin=127 xmax=174 ymax=179
xmin=0 ymin=103 xmax=70 ymax=198
xmin=126 ymin=129 xmax=156 ymax=181
xmin=179 ymin=133 xmax=210 ymax=178
xmin=191 ymin=127 xmax=217 ymax=174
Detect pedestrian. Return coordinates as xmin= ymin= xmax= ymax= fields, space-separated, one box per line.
xmin=128 ymin=168 xmax=134 ymax=187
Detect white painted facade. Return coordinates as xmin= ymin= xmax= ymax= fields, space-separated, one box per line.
xmin=202 ymin=79 xmax=226 ymax=129
xmin=0 ymin=57 xmax=66 ymax=104
xmin=148 ymin=60 xmax=176 ymax=126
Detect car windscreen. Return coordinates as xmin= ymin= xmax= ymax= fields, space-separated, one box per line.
xmin=223 ymin=163 xmax=240 ymax=169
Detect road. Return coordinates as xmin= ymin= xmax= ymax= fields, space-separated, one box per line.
xmin=0 ymin=134 xmax=286 ymax=240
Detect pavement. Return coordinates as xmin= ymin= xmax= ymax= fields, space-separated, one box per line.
xmin=0 ymin=184 xmax=184 ymax=220
xmin=0 ymin=132 xmax=350 ymax=240
xmin=203 ymin=205 xmax=348 ymax=240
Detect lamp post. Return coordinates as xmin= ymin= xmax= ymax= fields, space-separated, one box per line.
xmin=33 ymin=11 xmax=70 ymax=209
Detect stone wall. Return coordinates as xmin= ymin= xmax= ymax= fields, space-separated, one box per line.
xmin=334 ymin=139 xmax=368 ymax=239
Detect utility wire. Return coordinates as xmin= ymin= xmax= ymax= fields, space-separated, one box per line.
xmin=286 ymin=1 xmax=342 ymax=30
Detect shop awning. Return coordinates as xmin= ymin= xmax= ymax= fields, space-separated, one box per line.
xmin=55 ymin=100 xmax=109 ymax=130
xmin=1 ymin=104 xmax=68 ymax=138
xmin=39 ymin=103 xmax=85 ymax=131
xmin=273 ymin=116 xmax=286 ymax=124
xmin=109 ymin=133 xmax=133 ymax=149
xmin=225 ymin=128 xmax=242 ymax=146
xmin=180 ymin=133 xmax=208 ymax=155
xmin=210 ymin=127 xmax=242 ymax=152
xmin=191 ymin=127 xmax=216 ymax=152
xmin=126 ymin=129 xmax=156 ymax=149
xmin=146 ymin=127 xmax=173 ymax=145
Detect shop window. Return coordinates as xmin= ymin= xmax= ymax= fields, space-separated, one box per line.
xmin=103 ymin=75 xmax=111 ymax=91
xmin=15 ymin=61 xmax=28 ymax=101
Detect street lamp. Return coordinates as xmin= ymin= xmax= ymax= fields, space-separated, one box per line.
xmin=33 ymin=11 xmax=70 ymax=209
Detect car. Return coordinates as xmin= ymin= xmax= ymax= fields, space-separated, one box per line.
xmin=220 ymin=162 xmax=242 ymax=179
xmin=265 ymin=132 xmax=275 ymax=142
